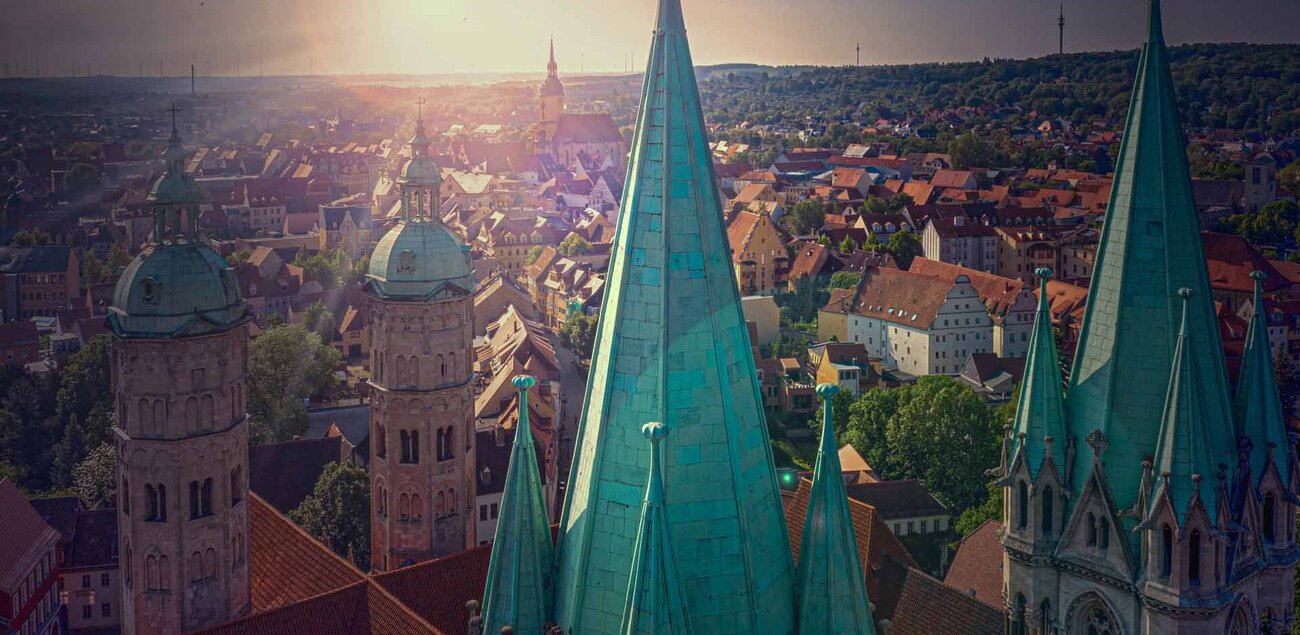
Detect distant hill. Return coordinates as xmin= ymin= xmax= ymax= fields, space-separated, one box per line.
xmin=696 ymin=43 xmax=1300 ymax=138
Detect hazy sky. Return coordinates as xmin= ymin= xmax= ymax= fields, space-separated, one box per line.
xmin=1 ymin=0 xmax=1297 ymax=78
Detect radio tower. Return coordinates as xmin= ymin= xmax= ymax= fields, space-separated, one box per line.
xmin=1058 ymin=3 xmax=1065 ymax=55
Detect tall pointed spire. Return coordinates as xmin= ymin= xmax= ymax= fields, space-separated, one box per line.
xmin=1234 ymin=271 xmax=1291 ymax=491
xmin=619 ymin=423 xmax=691 ymax=635
xmin=796 ymin=385 xmax=877 ymax=635
xmin=480 ymin=375 xmax=555 ymax=635
xmin=553 ymin=0 xmax=796 ymax=631
xmin=1011 ymin=268 xmax=1068 ymax=480
xmin=1065 ymin=0 xmax=1235 ymax=512
xmin=1147 ymin=289 xmax=1222 ymax=526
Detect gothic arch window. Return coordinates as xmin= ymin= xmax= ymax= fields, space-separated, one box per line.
xmin=1099 ymin=516 xmax=1110 ymax=552
xmin=1068 ymin=594 xmax=1118 ymax=635
xmin=409 ymin=358 xmax=419 ymax=388
xmin=1263 ymin=493 xmax=1277 ymax=542
xmin=159 ymin=555 xmax=171 ymax=591
xmin=436 ymin=428 xmax=445 ymax=462
xmin=146 ymin=484 xmax=167 ymax=522
xmin=400 ymin=430 xmax=411 ymax=463
xmin=436 ymin=354 xmax=445 ymax=381
xmin=146 ymin=555 xmax=160 ymax=590
xmin=1011 ymin=593 xmax=1026 ymax=635
xmin=411 ymin=493 xmax=422 ymax=520
xmin=190 ymin=481 xmax=200 ymax=519
xmin=436 ymin=491 xmax=446 ymax=515
xmin=1228 ymin=603 xmax=1253 ymax=635
xmin=1041 ymin=487 xmax=1055 ymax=536
xmin=1038 ymin=599 xmax=1052 ymax=635
xmin=1017 ymin=481 xmax=1028 ymax=530
xmin=1086 ymin=512 xmax=1097 ymax=546
xmin=376 ymin=424 xmax=387 ymax=459
xmin=231 ymin=466 xmax=243 ymax=505
xmin=186 ymin=396 xmax=199 ymax=432
xmin=410 ymin=431 xmax=420 ymax=463
xmin=1188 ymin=530 xmax=1203 ymax=585
xmin=1161 ymin=523 xmax=1173 ymax=578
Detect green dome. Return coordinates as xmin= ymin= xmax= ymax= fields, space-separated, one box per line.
xmin=148 ymin=170 xmax=202 ymax=206
xmin=398 ymin=154 xmax=441 ymax=189
xmin=108 ymin=242 xmax=250 ymax=338
xmin=367 ymin=219 xmax=475 ymax=299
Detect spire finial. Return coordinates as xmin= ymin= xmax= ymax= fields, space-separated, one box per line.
xmin=1147 ymin=0 xmax=1165 ymax=45
xmin=1177 ymin=287 xmax=1193 ymax=335
xmin=416 ymin=96 xmax=426 ymax=123
xmin=166 ymin=101 xmax=180 ymax=134
xmin=641 ymin=422 xmax=667 ymax=505
xmin=1035 ymin=267 xmax=1053 ymax=312
xmin=656 ymin=0 xmax=686 ymax=34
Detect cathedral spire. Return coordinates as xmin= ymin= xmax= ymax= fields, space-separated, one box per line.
xmin=796 ymin=384 xmax=877 ymax=635
xmin=1010 ymin=268 xmax=1068 ymax=480
xmin=552 ymin=0 xmax=796 ymax=631
xmin=1234 ymin=271 xmax=1291 ymax=492
xmin=548 ymin=36 xmax=558 ymax=75
xmin=480 ymin=375 xmax=555 ymax=635
xmin=1146 ymin=289 xmax=1223 ymax=526
xmin=1065 ymin=0 xmax=1234 ymax=511
xmin=618 ymin=423 xmax=691 ymax=635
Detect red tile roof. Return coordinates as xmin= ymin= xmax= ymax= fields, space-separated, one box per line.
xmin=193 ymin=580 xmax=439 ymax=635
xmin=890 ymin=566 xmax=1002 ymax=635
xmin=942 ymin=520 xmax=1004 ymax=608
xmin=788 ymin=242 xmax=831 ymax=281
xmin=0 ymin=479 xmax=60 ymax=591
xmin=1201 ymin=231 xmax=1287 ymax=295
xmin=908 ymin=257 xmax=1026 ymax=317
xmin=929 ymin=169 xmax=976 ymax=190
xmin=371 ymin=545 xmax=493 ymax=633
xmin=835 ymin=266 xmax=957 ymax=329
xmin=248 ymin=494 xmax=365 ymax=613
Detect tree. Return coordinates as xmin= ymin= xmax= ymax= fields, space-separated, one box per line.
xmin=56 ymin=335 xmax=114 ymax=444
xmin=288 ymin=461 xmax=371 ymax=571
xmin=561 ymin=313 xmax=599 ymax=359
xmin=812 ymin=388 xmax=854 ymax=439
xmin=82 ymin=251 xmax=110 ymax=286
xmin=107 ymin=243 xmax=132 ymax=270
xmin=52 ymin=415 xmax=87 ymax=489
xmin=886 ymin=231 xmax=923 ymax=269
xmin=247 ymin=325 xmax=343 ymax=443
xmin=558 ymin=234 xmax=593 ymax=257
xmin=525 ymin=245 xmax=545 ymax=266
xmin=829 ymin=271 xmax=860 ymax=289
xmin=955 ymin=482 xmax=1003 ymax=537
xmin=862 ymin=197 xmax=890 ymax=215
xmin=884 ymin=376 xmax=1001 ymax=513
xmin=303 ymin=302 xmax=337 ymax=343
xmin=948 ymin=132 xmax=994 ymax=169
xmin=73 ymin=443 xmax=117 ymax=510
xmin=838 ymin=236 xmax=857 ymax=254
xmin=773 ymin=275 xmax=831 ymax=326
xmin=785 ymin=199 xmax=827 ymax=235
xmin=886 ymin=193 xmax=914 ymax=212
xmin=842 ymin=388 xmax=901 ymax=477
xmin=64 ymin=163 xmax=101 ymax=193
xmin=1279 ymin=161 xmax=1300 ymax=197
xmin=10 ymin=229 xmax=51 ymax=246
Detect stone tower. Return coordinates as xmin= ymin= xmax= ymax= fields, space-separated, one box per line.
xmin=110 ymin=108 xmax=253 ymax=635
xmin=998 ymin=2 xmax=1299 ymax=633
xmin=366 ymin=105 xmax=477 ymax=572
xmin=538 ymin=38 xmax=565 ymax=144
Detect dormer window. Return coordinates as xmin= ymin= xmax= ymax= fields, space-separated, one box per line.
xmin=140 ymin=277 xmax=160 ymax=304
xmin=397 ymin=250 xmax=415 ymax=274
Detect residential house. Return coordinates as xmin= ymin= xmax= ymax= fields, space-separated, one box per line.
xmin=473 ymin=274 xmax=537 ymax=338
xmin=908 ymin=258 xmax=1035 ymax=359
xmin=957 ymin=352 xmax=1027 ymax=403
xmin=476 ymin=210 xmax=560 ymax=276
xmin=808 ymin=341 xmax=878 ymax=396
xmin=1202 ymin=231 xmax=1288 ymax=313
xmin=726 ymin=210 xmax=791 ymax=296
xmin=0 ymin=321 xmax=40 ymax=365
xmin=920 ymin=215 xmax=999 ymax=273
xmin=317 ymin=195 xmax=373 ymax=258
xmin=0 ymin=245 xmax=80 ymax=321
xmin=0 ymin=479 xmax=62 ymax=635
xmin=30 ymin=498 xmax=120 ymax=633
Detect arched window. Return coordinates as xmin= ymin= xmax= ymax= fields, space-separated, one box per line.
xmin=1011 ymin=593 xmax=1026 ymax=635
xmin=185 ymin=396 xmax=199 ymax=432
xmin=400 ymin=430 xmax=411 ymax=463
xmin=1038 ymin=599 xmax=1051 ymax=635
xmin=153 ymin=400 xmax=166 ymax=436
xmin=1040 ymin=486 xmax=1053 ymax=536
xmin=396 ymin=356 xmax=408 ymax=388
xmin=410 ymin=431 xmax=419 ymax=463
xmin=146 ymin=555 xmax=159 ymax=590
xmin=159 ymin=555 xmax=170 ymax=591
xmin=231 ymin=466 xmax=242 ymax=505
xmin=122 ymin=477 xmax=130 ymax=516
xmin=1099 ymin=517 xmax=1110 ymax=552
xmin=399 ymin=493 xmax=410 ymax=521
xmin=448 ymin=353 xmax=457 ymax=379
xmin=411 ymin=494 xmax=422 ymax=520
xmin=436 ymin=491 xmax=446 ymax=515
xmin=1189 ymin=530 xmax=1202 ymax=585
xmin=200 ymin=394 xmax=214 ymax=429
xmin=1086 ymin=512 xmax=1097 ymax=546
xmin=1017 ymin=481 xmax=1028 ymax=530
xmin=441 ymin=427 xmax=454 ymax=461
xmin=189 ymin=551 xmax=202 ymax=583
xmin=201 ymin=478 xmax=213 ymax=516
xmin=190 ymin=481 xmax=200 ymax=519
xmin=1073 ymin=596 xmax=1116 ymax=635
xmin=435 ymin=428 xmax=444 ymax=462
xmin=409 ymin=358 xmax=419 ymax=388
xmin=376 ymin=424 xmax=387 ymax=458
xmin=204 ymin=548 xmax=216 ymax=580
xmin=1264 ymin=493 xmax=1277 ymax=542
xmin=1161 ymin=523 xmax=1173 ymax=578
xmin=437 ymin=354 xmax=445 ymax=381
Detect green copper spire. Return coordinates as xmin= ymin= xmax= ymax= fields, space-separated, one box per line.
xmin=796 ymin=385 xmax=877 ymax=635
xmin=1011 ymin=268 xmax=1068 ymax=480
xmin=619 ymin=423 xmax=692 ymax=635
xmin=552 ymin=0 xmax=796 ymax=631
xmin=1147 ymin=289 xmax=1222 ymax=526
xmin=1065 ymin=0 xmax=1234 ymax=511
xmin=1234 ymin=271 xmax=1291 ymax=491
xmin=480 ymin=375 xmax=555 ymax=635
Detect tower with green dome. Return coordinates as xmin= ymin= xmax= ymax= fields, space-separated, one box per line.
xmin=111 ymin=106 xmax=254 ymax=635
xmin=366 ymin=102 xmax=478 ymax=571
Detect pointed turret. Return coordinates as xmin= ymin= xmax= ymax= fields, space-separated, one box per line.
xmin=1065 ymin=0 xmax=1234 ymax=511
xmin=618 ymin=423 xmax=691 ymax=635
xmin=1010 ymin=268 xmax=1068 ymax=480
xmin=480 ymin=375 xmax=555 ymax=635
xmin=1234 ymin=270 xmax=1291 ymax=492
xmin=552 ymin=0 xmax=796 ymax=632
xmin=796 ymin=384 xmax=877 ymax=635
xmin=1147 ymin=289 xmax=1223 ymax=526
xmin=540 ymin=37 xmax=564 ymax=98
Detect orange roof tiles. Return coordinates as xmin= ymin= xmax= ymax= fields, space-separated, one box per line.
xmin=0 ymin=479 xmax=60 ymax=591
xmin=908 ymin=257 xmax=1025 ymax=317
xmin=890 ymin=567 xmax=1002 ymax=635
xmin=942 ymin=520 xmax=1004 ymax=608
xmin=248 ymin=494 xmax=365 ymax=613
xmin=371 ymin=545 xmax=493 ymax=633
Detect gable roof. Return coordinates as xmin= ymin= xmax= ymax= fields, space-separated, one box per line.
xmin=844 ymin=480 xmax=948 ymax=521
xmin=839 ymin=266 xmax=957 ymax=329
xmin=888 ymin=566 xmax=1002 ymax=635
xmin=0 ymin=478 xmax=60 ymax=592
xmin=908 ymin=257 xmax=1025 ymax=317
xmin=249 ymin=436 xmax=346 ymax=515
xmin=942 ymin=520 xmax=1004 ymax=609
xmin=553 ymin=113 xmax=623 ymax=144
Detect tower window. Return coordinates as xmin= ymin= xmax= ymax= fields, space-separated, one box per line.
xmin=230 ymin=467 xmax=243 ymax=506
xmin=1189 ymin=530 xmax=1202 ymax=585
xmin=1099 ymin=516 xmax=1110 ymax=552
xmin=1161 ymin=523 xmax=1173 ymax=578
xmin=1264 ymin=493 xmax=1277 ymax=542
xmin=1016 ymin=481 xmax=1028 ymax=530
xmin=1086 ymin=512 xmax=1097 ymax=546
xmin=146 ymin=484 xmax=167 ymax=522
xmin=1040 ymin=486 xmax=1053 ymax=536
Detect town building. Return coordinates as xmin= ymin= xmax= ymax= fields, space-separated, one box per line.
xmin=920 ymin=214 xmax=999 ymax=273
xmin=109 ymin=114 xmax=254 ymax=635
xmin=727 ymin=209 xmax=791 ymax=296
xmin=364 ymin=109 xmax=478 ymax=572
xmin=0 ymin=320 xmax=40 ymax=365
xmin=0 ymin=479 xmax=62 ymax=635
xmin=0 ymin=245 xmax=80 ymax=321
xmin=533 ymin=40 xmax=626 ymax=174
xmin=30 ymin=498 xmax=121 ymax=633
xmin=995 ymin=5 xmax=1299 ymax=631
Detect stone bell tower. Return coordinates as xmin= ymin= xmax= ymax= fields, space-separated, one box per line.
xmin=367 ymin=102 xmax=478 ymax=572
xmin=110 ymin=106 xmax=253 ymax=635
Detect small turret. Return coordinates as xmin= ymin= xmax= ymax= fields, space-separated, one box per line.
xmin=618 ymin=422 xmax=690 ymax=635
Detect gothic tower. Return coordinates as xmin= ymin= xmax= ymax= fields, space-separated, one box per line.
xmin=538 ymin=38 xmax=565 ymax=144
xmin=999 ymin=2 xmax=1299 ymax=633
xmin=110 ymin=108 xmax=253 ymax=635
xmin=366 ymin=104 xmax=477 ymax=572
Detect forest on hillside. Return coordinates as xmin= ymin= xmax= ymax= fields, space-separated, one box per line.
xmin=697 ymin=43 xmax=1300 ymax=138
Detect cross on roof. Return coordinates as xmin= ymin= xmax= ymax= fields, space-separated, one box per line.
xmin=166 ymin=102 xmax=180 ymax=131
xmin=1085 ymin=429 xmax=1108 ymax=459
xmin=415 ymin=97 xmax=426 ymax=121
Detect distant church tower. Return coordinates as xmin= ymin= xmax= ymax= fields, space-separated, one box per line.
xmin=110 ymin=107 xmax=253 ymax=635
xmin=538 ymin=38 xmax=566 ymax=144
xmin=998 ymin=2 xmax=1298 ymax=633
xmin=366 ymin=102 xmax=477 ymax=572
